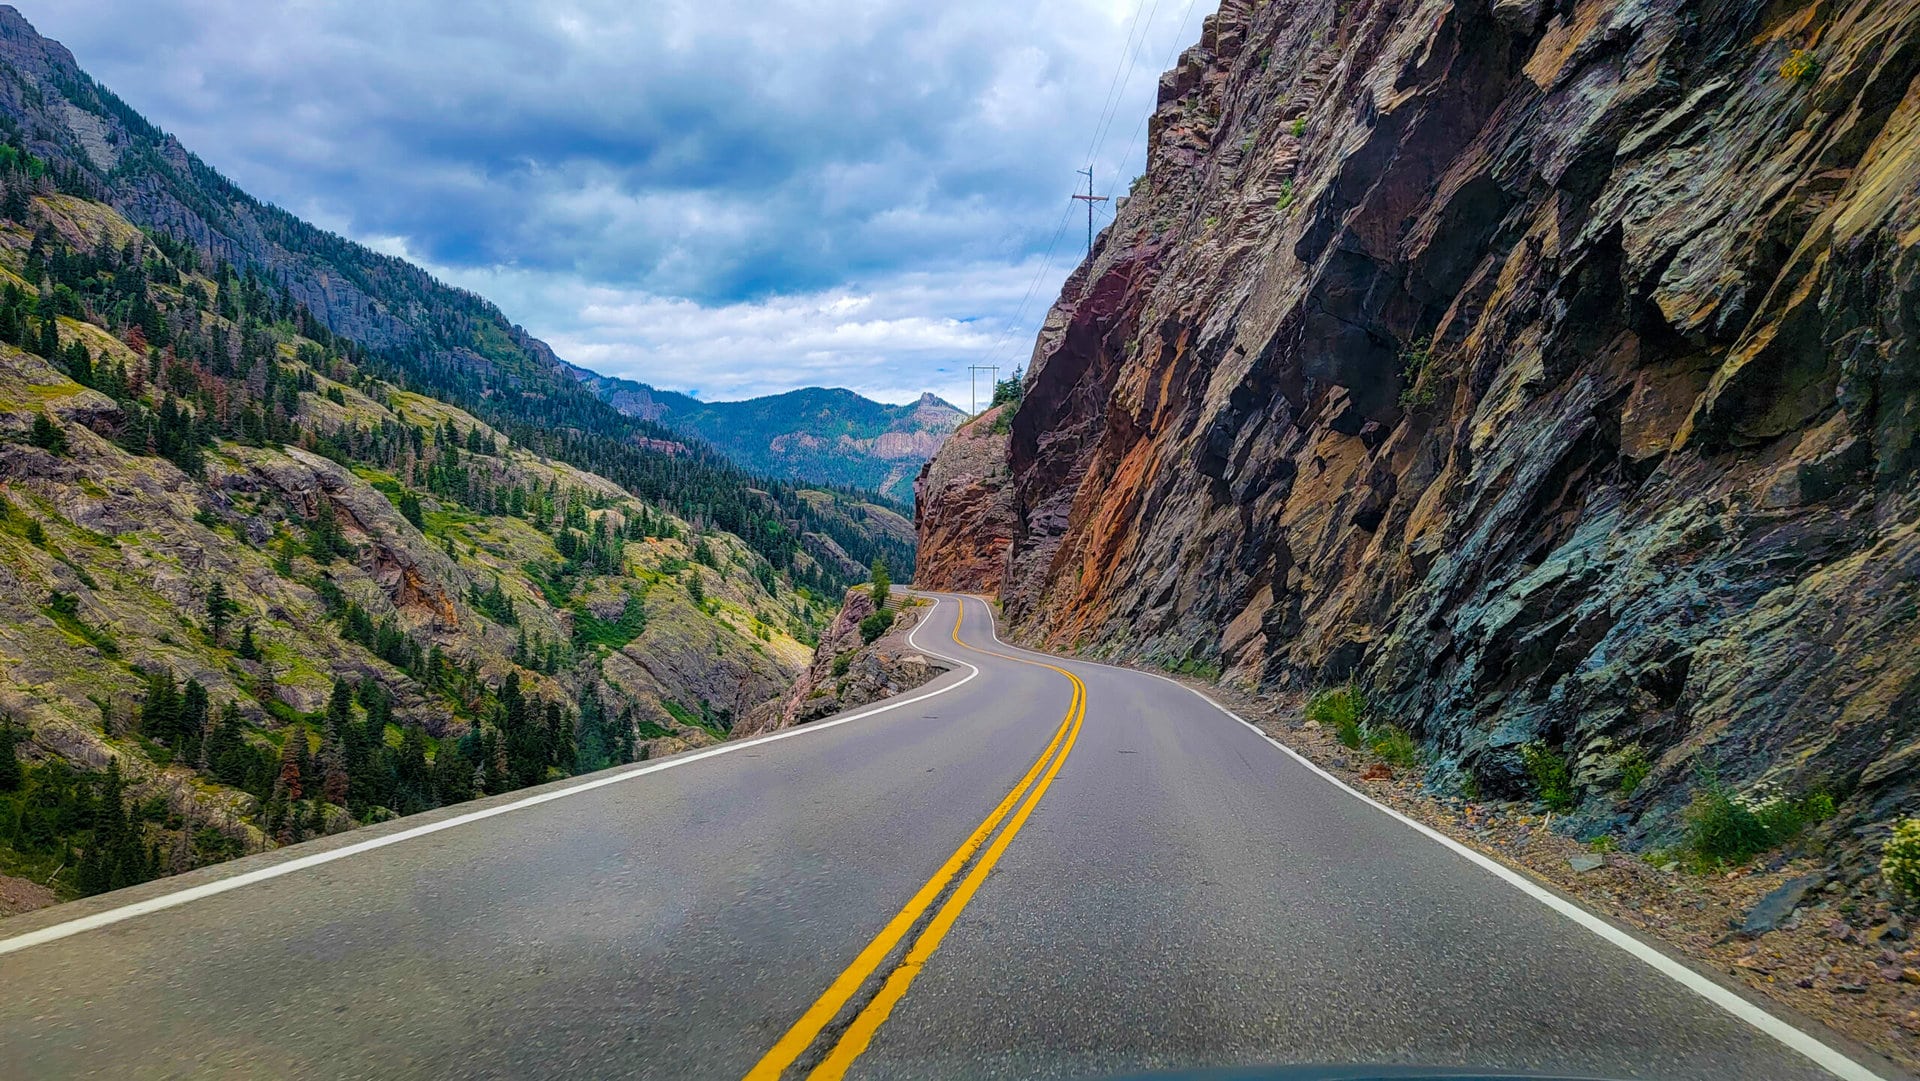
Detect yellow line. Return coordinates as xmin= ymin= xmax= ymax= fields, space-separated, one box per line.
xmin=741 ymin=599 xmax=1083 ymax=1081
xmin=810 ymin=664 xmax=1085 ymax=1079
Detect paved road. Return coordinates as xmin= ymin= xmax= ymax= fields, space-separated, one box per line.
xmin=0 ymin=594 xmax=1891 ymax=1081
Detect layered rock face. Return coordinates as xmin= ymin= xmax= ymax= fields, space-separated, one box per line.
xmin=913 ymin=407 xmax=1018 ymax=592
xmin=918 ymin=0 xmax=1920 ymax=830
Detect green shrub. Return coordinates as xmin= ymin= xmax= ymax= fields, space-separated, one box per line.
xmin=1884 ymin=818 xmax=1920 ymax=904
xmin=1162 ymin=655 xmax=1222 ymax=680
xmin=42 ymin=591 xmax=118 ymax=656
xmin=29 ymin=413 xmax=67 ymax=455
xmin=831 ymin=651 xmax=855 ymax=678
xmin=1275 ymin=178 xmax=1295 ymax=212
xmin=1520 ymin=743 xmax=1575 ymax=810
xmin=1306 ymin=684 xmax=1365 ymax=749
xmin=859 ymin=609 xmax=895 ymax=644
xmin=1398 ymin=336 xmax=1437 ymax=409
xmin=1367 ymin=723 xmax=1418 ymax=768
xmin=1290 ymin=116 xmax=1307 ymax=138
xmin=1683 ymin=777 xmax=1835 ymax=866
xmin=1616 ymin=744 xmax=1651 ymax=796
xmin=1780 ymin=48 xmax=1819 ymax=83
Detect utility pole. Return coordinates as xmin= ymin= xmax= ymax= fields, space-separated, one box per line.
xmin=1071 ymin=167 xmax=1109 ymax=254
xmin=968 ymin=365 xmax=1000 ymax=416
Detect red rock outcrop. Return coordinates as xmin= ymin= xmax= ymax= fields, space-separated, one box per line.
xmin=916 ymin=0 xmax=1920 ymax=832
xmin=913 ymin=407 xmax=1018 ymax=592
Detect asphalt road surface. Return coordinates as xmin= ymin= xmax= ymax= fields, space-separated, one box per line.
xmin=0 ymin=593 xmax=1896 ymax=1081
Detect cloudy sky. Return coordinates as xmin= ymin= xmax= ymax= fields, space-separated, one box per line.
xmin=27 ymin=0 xmax=1206 ymax=406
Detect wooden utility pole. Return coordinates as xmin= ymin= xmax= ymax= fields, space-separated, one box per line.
xmin=1072 ymin=167 xmax=1109 ymax=253
xmin=968 ymin=365 xmax=1000 ymax=416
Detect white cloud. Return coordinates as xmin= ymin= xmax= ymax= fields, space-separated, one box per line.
xmin=23 ymin=0 xmax=1207 ymax=402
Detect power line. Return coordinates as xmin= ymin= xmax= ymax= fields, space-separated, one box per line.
xmin=980 ymin=0 xmax=1185 ymax=375
xmin=1072 ymin=167 xmax=1111 ymax=254
xmin=1083 ymin=0 xmax=1166 ymax=180
xmin=1100 ymin=0 xmax=1202 ymax=202
xmin=1082 ymin=0 xmax=1164 ymax=173
xmin=981 ymin=198 xmax=1075 ymax=369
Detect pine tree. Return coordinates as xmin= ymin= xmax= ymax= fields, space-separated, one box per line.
xmin=870 ymin=557 xmax=891 ymax=611
xmin=308 ymin=500 xmax=345 ymax=560
xmin=138 ymin=668 xmax=182 ymax=746
xmin=326 ymin=678 xmax=355 ymax=741
xmin=28 ymin=412 xmax=66 ymax=454
xmin=205 ymin=580 xmax=233 ymax=645
xmin=180 ymin=678 xmax=210 ymax=759
xmin=0 ymin=715 xmax=22 ymax=792
xmin=236 ymin=622 xmax=260 ymax=660
xmin=276 ymin=726 xmax=306 ymax=802
xmin=398 ymin=489 xmax=423 ymax=529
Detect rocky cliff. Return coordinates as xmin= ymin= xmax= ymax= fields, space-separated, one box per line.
xmin=736 ymin=588 xmax=943 ymax=737
xmin=917 ymin=0 xmax=1920 ymax=838
xmin=913 ymin=405 xmax=1019 ymax=592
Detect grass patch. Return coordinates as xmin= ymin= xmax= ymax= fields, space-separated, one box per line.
xmin=1521 ymin=743 xmax=1575 ymax=810
xmin=421 ymin=507 xmax=480 ymax=537
xmin=1367 ymin=723 xmax=1418 ymax=768
xmin=1682 ymin=776 xmax=1834 ymax=867
xmin=1398 ymin=335 xmax=1436 ymax=409
xmin=572 ymin=594 xmax=647 ymax=652
xmin=42 ymin=591 xmax=119 ymax=657
xmin=1616 ymin=744 xmax=1651 ymax=797
xmin=1161 ymin=655 xmax=1222 ymax=681
xmin=660 ymin=698 xmax=725 ymax=738
xmin=1305 ymin=684 xmax=1366 ymax=749
xmin=1780 ymin=48 xmax=1819 ymax=83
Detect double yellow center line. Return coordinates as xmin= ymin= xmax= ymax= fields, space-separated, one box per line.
xmin=742 ymin=597 xmax=1087 ymax=1081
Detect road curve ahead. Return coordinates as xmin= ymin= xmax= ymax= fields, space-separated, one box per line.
xmin=0 ymin=593 xmax=1894 ymax=1081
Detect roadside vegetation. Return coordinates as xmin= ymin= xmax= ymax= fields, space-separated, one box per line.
xmin=1677 ymin=774 xmax=1835 ymax=870
xmin=1303 ymin=684 xmax=1418 ymax=769
xmin=860 ymin=557 xmax=896 ymax=643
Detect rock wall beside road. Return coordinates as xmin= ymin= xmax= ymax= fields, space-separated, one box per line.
xmin=913 ymin=0 xmax=1920 ymax=844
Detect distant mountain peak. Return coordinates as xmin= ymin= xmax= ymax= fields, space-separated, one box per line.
xmin=575 ymin=372 xmax=963 ymax=503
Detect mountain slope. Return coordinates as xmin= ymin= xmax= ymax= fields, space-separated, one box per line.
xmin=0 ymin=180 xmax=827 ymax=903
xmin=0 ymin=11 xmax=905 ymax=908
xmin=0 ymin=5 xmax=912 ymax=594
xmin=915 ymin=0 xmax=1920 ymax=848
xmin=578 ymin=370 xmax=963 ymax=503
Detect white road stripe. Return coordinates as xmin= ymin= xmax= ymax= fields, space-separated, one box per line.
xmin=939 ymin=593 xmax=1890 ymax=1081
xmin=1101 ymin=660 xmax=1892 ymax=1081
xmin=0 ymin=596 xmax=981 ymax=957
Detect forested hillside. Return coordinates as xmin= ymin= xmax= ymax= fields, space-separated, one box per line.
xmin=0 ymin=110 xmax=850 ymax=908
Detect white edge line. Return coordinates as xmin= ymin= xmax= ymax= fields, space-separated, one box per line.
xmin=1173 ymin=681 xmax=1888 ymax=1081
xmin=958 ymin=597 xmax=1891 ymax=1081
xmin=0 ymin=597 xmax=982 ymax=957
